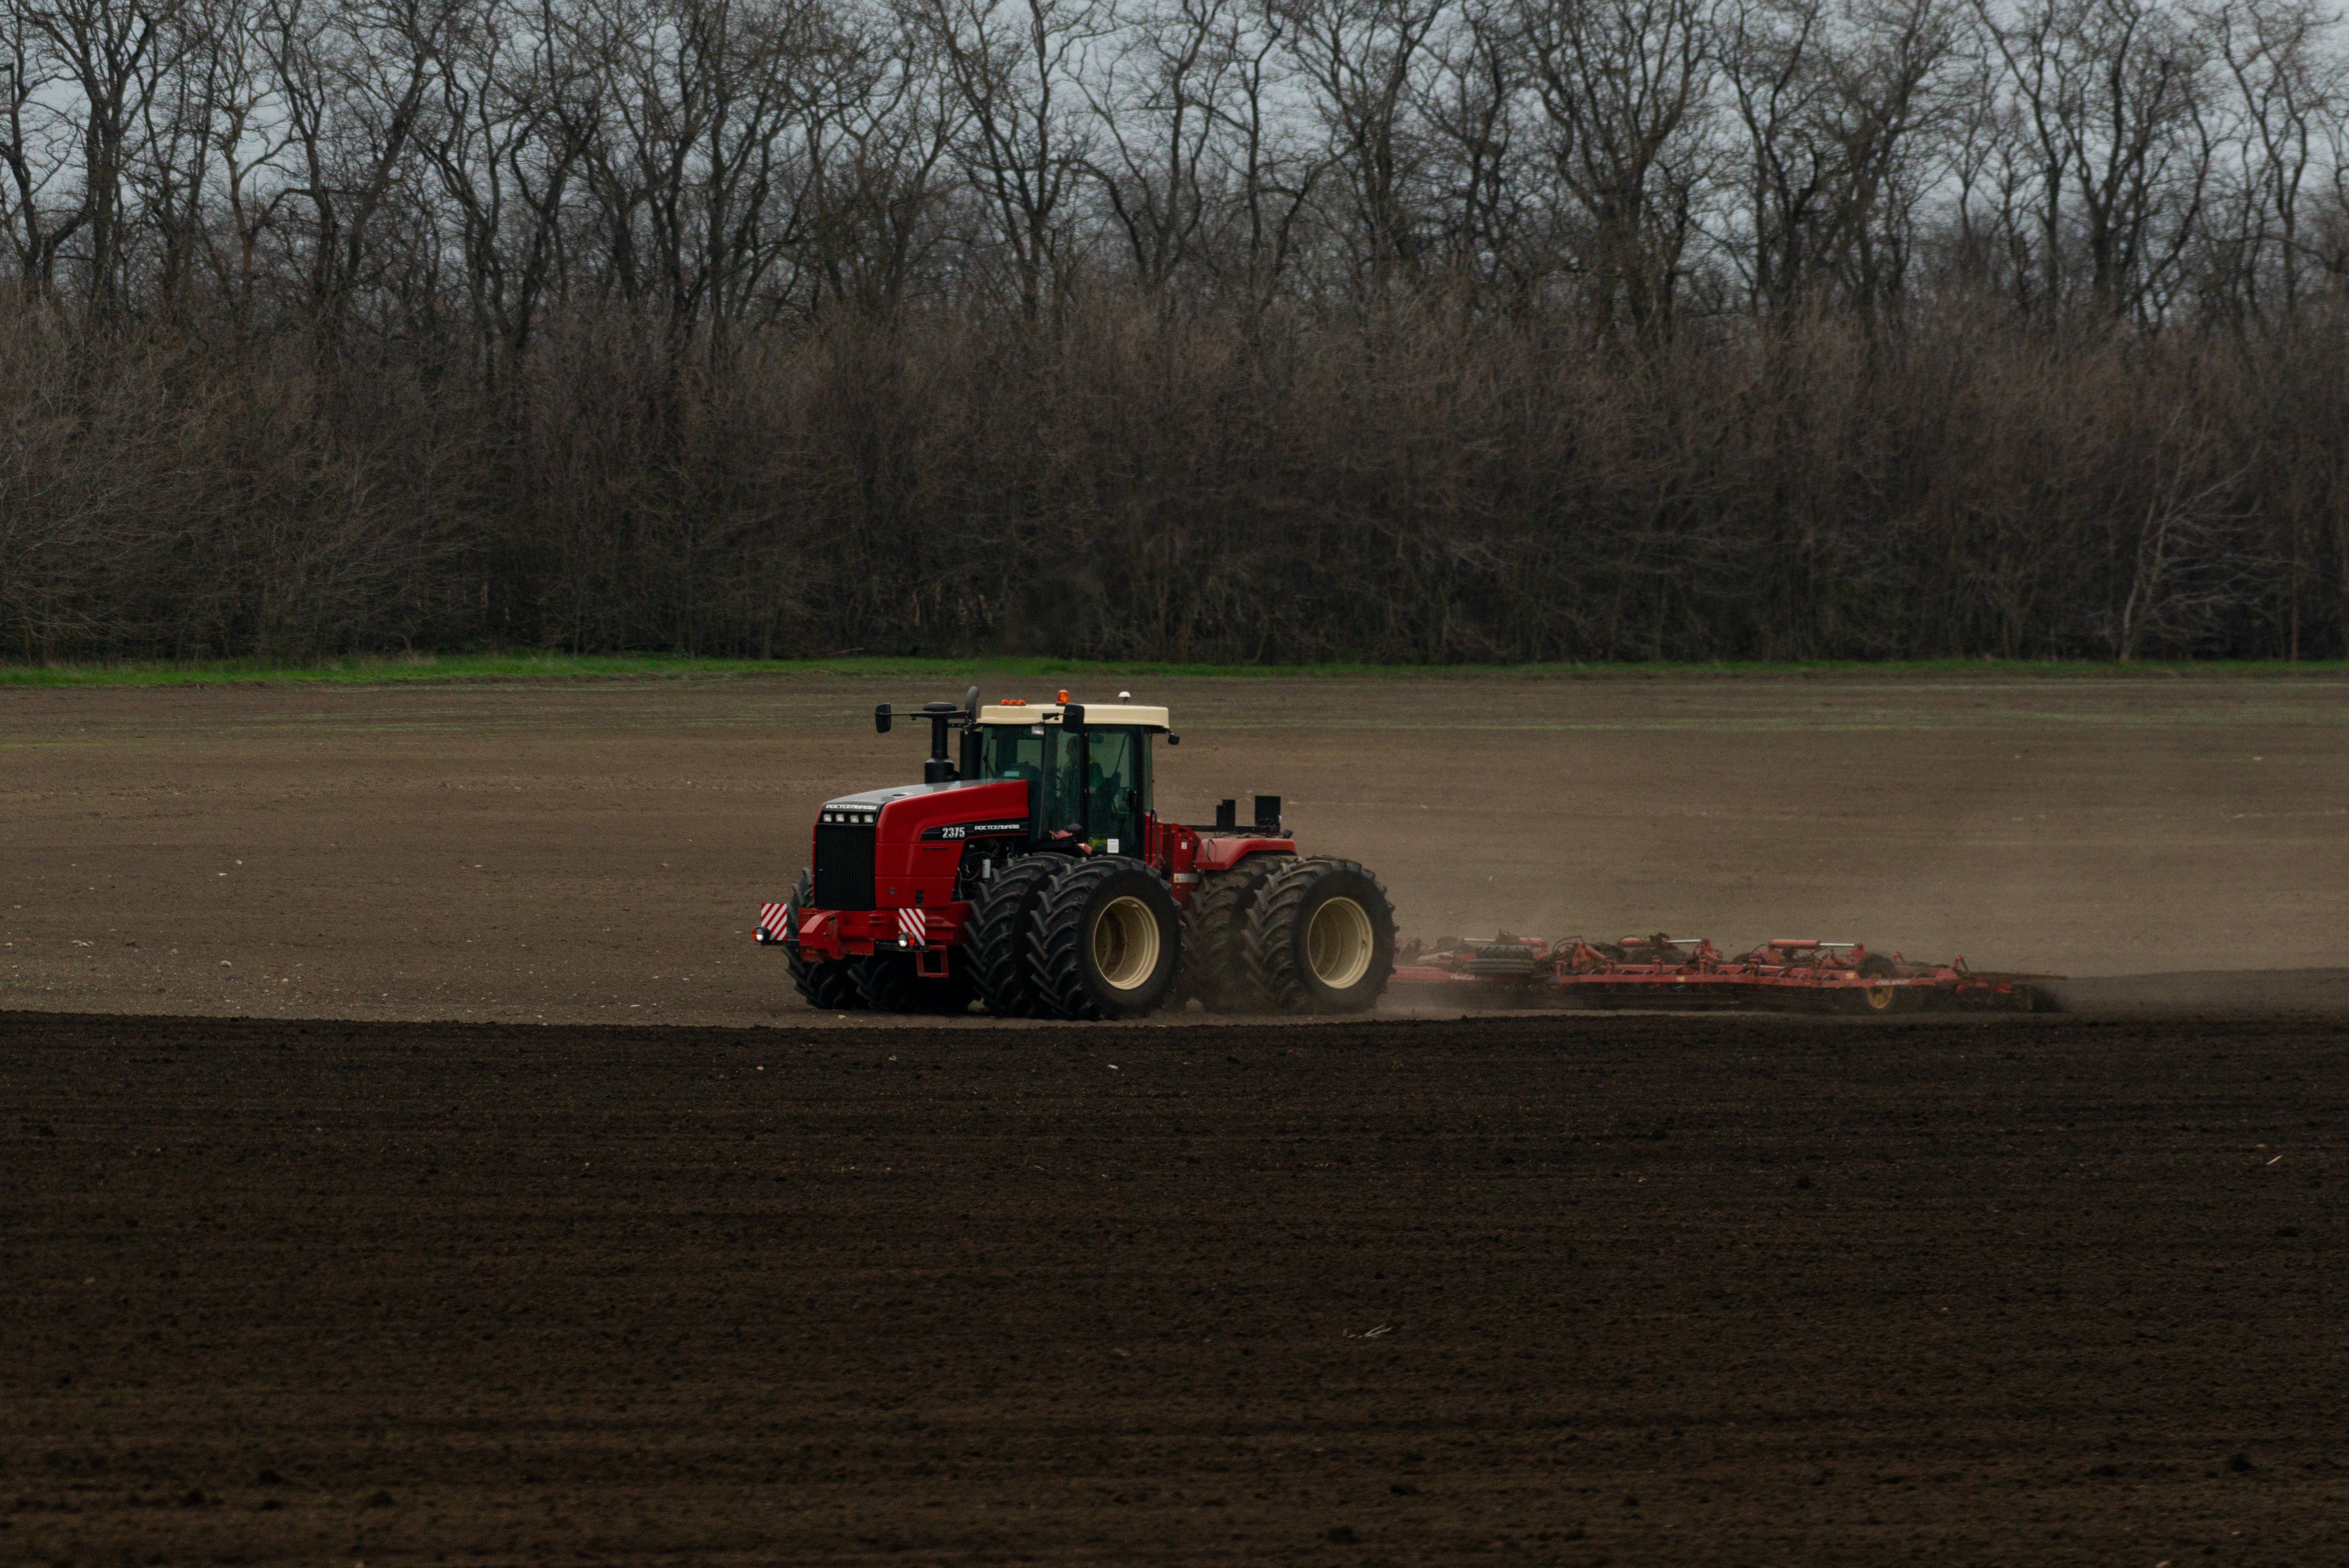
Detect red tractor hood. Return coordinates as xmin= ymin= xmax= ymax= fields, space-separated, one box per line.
xmin=820 ymin=778 xmax=1029 ymax=842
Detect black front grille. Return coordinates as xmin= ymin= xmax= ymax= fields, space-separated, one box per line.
xmin=813 ymin=823 xmax=876 ymax=910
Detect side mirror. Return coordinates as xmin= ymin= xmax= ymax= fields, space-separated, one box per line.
xmin=1062 ymin=703 xmax=1086 ymax=731
xmin=874 ymin=703 xmax=892 ymax=734
xmin=1166 ymin=733 xmax=1180 ymax=746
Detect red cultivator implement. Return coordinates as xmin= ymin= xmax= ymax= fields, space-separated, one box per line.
xmin=1391 ymin=933 xmax=2062 ymax=1013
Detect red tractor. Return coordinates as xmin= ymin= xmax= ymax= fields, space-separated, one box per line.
xmin=756 ymin=689 xmax=1395 ymax=1019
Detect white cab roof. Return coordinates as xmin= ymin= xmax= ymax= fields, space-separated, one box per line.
xmin=978 ymin=702 xmax=1170 ymax=730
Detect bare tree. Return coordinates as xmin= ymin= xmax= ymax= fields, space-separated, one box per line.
xmin=265 ymin=0 xmax=453 ymax=332
xmin=1723 ymin=0 xmax=1833 ymax=314
xmin=0 ymin=0 xmax=2347 ymax=665
xmin=1276 ymin=0 xmax=1447 ymax=290
xmin=22 ymin=0 xmax=187 ymax=316
xmin=1520 ymin=0 xmax=1721 ymax=333
xmin=1081 ymin=0 xmax=1235 ymax=294
xmin=1417 ymin=0 xmax=1531 ymax=288
xmin=562 ymin=0 xmax=847 ymax=343
xmin=1 ymin=0 xmax=94 ymax=298
xmin=2204 ymin=0 xmax=2335 ymax=321
xmin=1199 ymin=0 xmax=1321 ymax=302
xmin=2113 ymin=404 xmax=2252 ymax=656
xmin=902 ymin=0 xmax=1104 ymax=318
xmin=1977 ymin=0 xmax=2218 ymax=319
xmin=793 ymin=15 xmax=960 ymax=312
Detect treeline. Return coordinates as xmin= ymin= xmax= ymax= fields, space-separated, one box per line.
xmin=5 ymin=0 xmax=2349 ymax=660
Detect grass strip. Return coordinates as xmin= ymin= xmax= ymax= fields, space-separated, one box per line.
xmin=3 ymin=653 xmax=2347 ymax=688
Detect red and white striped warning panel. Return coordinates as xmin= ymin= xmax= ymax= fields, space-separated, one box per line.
xmin=898 ymin=908 xmax=928 ymax=946
xmin=756 ymin=903 xmax=791 ymax=942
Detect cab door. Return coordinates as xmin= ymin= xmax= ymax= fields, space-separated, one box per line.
xmin=1083 ymin=728 xmax=1147 ymax=856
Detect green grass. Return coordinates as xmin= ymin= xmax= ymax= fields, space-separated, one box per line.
xmin=1 ymin=652 xmax=2346 ymax=688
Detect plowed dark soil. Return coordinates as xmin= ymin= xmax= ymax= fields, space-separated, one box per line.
xmin=5 ymin=1008 xmax=2342 ymax=1565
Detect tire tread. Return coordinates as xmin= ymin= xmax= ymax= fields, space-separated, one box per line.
xmin=1182 ymin=856 xmax=1294 ymax=1013
xmin=1240 ymin=857 xmax=1395 ymax=1014
xmin=1032 ymin=858 xmax=1123 ymax=1021
xmin=785 ymin=871 xmax=867 ymax=1011
xmin=1032 ymin=856 xmax=1176 ymax=1020
xmin=969 ymin=856 xmax=1065 ymax=1018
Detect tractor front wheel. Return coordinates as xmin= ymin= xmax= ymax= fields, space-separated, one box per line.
xmin=853 ymin=951 xmax=974 ymax=1015
xmin=785 ymin=872 xmax=867 ymax=1012
xmin=1241 ymin=859 xmax=1396 ymax=1014
xmin=969 ymin=856 xmax=1068 ymax=1018
xmin=1032 ymin=857 xmax=1183 ymax=1020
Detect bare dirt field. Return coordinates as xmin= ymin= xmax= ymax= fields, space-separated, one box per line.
xmin=3 ymin=672 xmax=2347 ymax=1025
xmin=4 ymin=1007 xmax=2343 ymax=1566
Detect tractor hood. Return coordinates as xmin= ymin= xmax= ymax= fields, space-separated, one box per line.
xmin=818 ymin=779 xmax=995 ymax=822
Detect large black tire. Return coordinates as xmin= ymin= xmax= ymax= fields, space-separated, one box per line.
xmin=853 ymin=952 xmax=923 ymax=1013
xmin=1031 ymin=857 xmax=1183 ymax=1020
xmin=1179 ymin=855 xmax=1294 ymax=1013
xmin=785 ymin=872 xmax=867 ymax=1012
xmin=853 ymin=951 xmax=975 ymax=1015
xmin=1241 ymin=858 xmax=1396 ymax=1015
xmin=968 ymin=856 xmax=1066 ymax=1018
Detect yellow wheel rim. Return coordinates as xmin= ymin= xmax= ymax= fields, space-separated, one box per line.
xmin=1305 ymin=897 xmax=1375 ymax=990
xmin=1092 ymin=895 xmax=1161 ymax=991
xmin=1860 ymin=983 xmax=1897 ymax=1013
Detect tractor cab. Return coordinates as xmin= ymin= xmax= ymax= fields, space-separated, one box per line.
xmin=972 ymin=697 xmax=1167 ymax=856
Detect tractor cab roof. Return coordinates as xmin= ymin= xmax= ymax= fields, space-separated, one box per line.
xmin=978 ymin=702 xmax=1169 ymax=731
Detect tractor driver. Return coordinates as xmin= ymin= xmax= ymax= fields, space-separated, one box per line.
xmin=1086 ymin=757 xmax=1112 ymax=834
xmin=1083 ymin=731 xmax=1140 ymax=848
xmin=1037 ymin=732 xmax=1089 ymax=841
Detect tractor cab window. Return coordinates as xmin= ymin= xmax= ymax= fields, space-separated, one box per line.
xmin=978 ymin=724 xmax=1150 ymax=852
xmin=1078 ymin=729 xmax=1146 ymax=851
xmin=979 ymin=724 xmax=1049 ymax=791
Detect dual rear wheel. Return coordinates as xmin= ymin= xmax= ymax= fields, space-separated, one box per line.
xmin=1175 ymin=856 xmax=1396 ymax=1015
xmin=1231 ymin=857 xmax=1394 ymax=1015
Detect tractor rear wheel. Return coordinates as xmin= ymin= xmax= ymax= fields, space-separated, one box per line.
xmin=1179 ymin=856 xmax=1294 ymax=1012
xmin=1241 ymin=858 xmax=1396 ymax=1014
xmin=785 ymin=872 xmax=867 ymax=1012
xmin=969 ymin=856 xmax=1067 ymax=1018
xmin=1031 ymin=856 xmax=1182 ymax=1020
